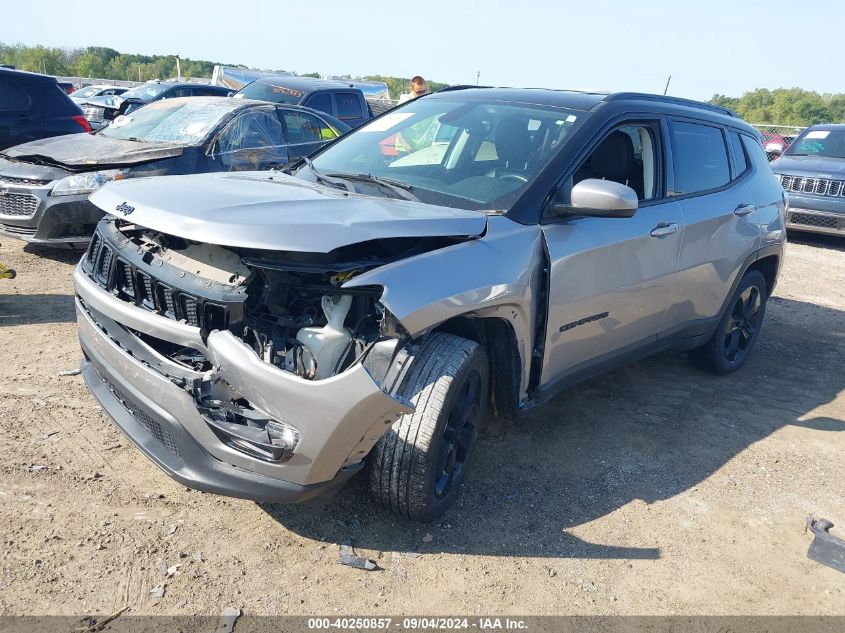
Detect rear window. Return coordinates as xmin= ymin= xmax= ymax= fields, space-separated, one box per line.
xmin=670 ymin=121 xmax=730 ymax=195
xmin=0 ymin=78 xmax=30 ymax=111
xmin=235 ymin=81 xmax=304 ymax=105
xmin=335 ymin=92 xmax=362 ymax=120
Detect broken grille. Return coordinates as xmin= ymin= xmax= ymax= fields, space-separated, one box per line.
xmin=780 ymin=175 xmax=845 ymax=197
xmin=85 ymin=230 xmax=229 ymax=330
xmin=0 ymin=192 xmax=38 ymax=217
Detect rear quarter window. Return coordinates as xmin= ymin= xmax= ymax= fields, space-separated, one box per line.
xmin=670 ymin=120 xmax=730 ymax=195
xmin=728 ymin=131 xmax=749 ymax=177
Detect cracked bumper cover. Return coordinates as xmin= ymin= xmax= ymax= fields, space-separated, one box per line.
xmin=74 ymin=263 xmax=412 ymax=503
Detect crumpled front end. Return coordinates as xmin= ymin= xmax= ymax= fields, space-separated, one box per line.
xmin=74 ymin=218 xmax=418 ymax=502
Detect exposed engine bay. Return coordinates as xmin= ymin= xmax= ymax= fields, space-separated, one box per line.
xmin=89 ymin=218 xmax=469 ymax=384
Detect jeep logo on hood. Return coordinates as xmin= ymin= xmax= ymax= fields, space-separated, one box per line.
xmin=114 ymin=201 xmax=135 ymax=216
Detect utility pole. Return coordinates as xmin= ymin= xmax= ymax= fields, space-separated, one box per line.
xmin=476 ymin=70 xmax=480 ymax=86
xmin=174 ymin=54 xmax=181 ymax=82
xmin=138 ymin=64 xmax=142 ymax=82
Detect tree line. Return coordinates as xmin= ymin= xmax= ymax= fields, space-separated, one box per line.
xmin=709 ymin=88 xmax=845 ymax=126
xmin=0 ymin=43 xmax=447 ymax=100
xmin=0 ymin=43 xmax=227 ymax=82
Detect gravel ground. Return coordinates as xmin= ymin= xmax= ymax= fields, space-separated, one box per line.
xmin=0 ymin=232 xmax=843 ymax=616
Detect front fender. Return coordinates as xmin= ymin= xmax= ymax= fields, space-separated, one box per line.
xmin=344 ymin=216 xmax=545 ymax=398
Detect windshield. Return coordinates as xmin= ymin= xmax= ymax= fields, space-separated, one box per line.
xmin=786 ymin=129 xmax=845 ymax=158
xmin=98 ymin=99 xmax=238 ymax=145
xmin=235 ymin=80 xmax=305 ymax=105
xmin=306 ymin=97 xmax=582 ymax=210
xmin=120 ymin=83 xmax=171 ymax=102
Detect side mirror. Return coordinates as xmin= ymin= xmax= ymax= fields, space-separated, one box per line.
xmin=550 ymin=179 xmax=638 ymax=218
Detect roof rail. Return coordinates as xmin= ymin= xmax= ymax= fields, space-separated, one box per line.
xmin=436 ymin=85 xmax=492 ymax=93
xmin=603 ymin=92 xmax=738 ymax=118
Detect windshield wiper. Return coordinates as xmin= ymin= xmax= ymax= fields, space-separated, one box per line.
xmin=324 ymin=172 xmax=419 ymax=202
xmin=296 ymin=157 xmax=354 ymax=192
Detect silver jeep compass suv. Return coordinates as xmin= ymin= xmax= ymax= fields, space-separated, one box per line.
xmin=73 ymin=88 xmax=787 ymax=521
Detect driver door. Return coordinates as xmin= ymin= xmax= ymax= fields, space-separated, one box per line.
xmin=538 ymin=120 xmax=685 ymax=391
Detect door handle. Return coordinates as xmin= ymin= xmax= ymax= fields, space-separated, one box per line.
xmin=734 ymin=204 xmax=756 ymax=217
xmin=650 ymin=222 xmax=679 ymax=237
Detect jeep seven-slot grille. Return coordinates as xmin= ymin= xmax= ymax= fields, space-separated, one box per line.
xmin=85 ymin=232 xmax=230 ymax=330
xmin=780 ymin=174 xmax=845 ymax=197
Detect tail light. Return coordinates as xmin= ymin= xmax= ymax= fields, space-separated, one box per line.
xmin=72 ymin=115 xmax=91 ymax=133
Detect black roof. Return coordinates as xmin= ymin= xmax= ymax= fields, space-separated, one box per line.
xmin=250 ymin=75 xmax=358 ymax=93
xmin=429 ymin=86 xmax=738 ymax=118
xmin=0 ymin=67 xmax=58 ymax=82
xmin=804 ymin=123 xmax=845 ymax=130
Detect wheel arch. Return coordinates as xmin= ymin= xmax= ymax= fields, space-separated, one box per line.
xmin=431 ymin=315 xmax=522 ymax=418
xmin=747 ymin=253 xmax=780 ymax=298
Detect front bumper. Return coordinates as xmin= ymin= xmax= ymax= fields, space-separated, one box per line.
xmin=74 ymin=263 xmax=412 ymax=501
xmin=784 ymin=193 xmax=845 ymax=236
xmin=0 ymin=184 xmax=103 ymax=245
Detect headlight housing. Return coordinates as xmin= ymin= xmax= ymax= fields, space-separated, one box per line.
xmin=50 ymin=169 xmax=127 ymax=197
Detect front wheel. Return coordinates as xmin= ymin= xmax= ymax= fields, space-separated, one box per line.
xmin=688 ymin=269 xmax=768 ymax=375
xmin=368 ymin=333 xmax=488 ymax=522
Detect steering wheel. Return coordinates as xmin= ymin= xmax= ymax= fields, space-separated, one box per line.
xmin=499 ymin=174 xmax=528 ymax=184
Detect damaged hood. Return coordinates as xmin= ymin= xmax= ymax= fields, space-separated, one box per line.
xmin=90 ymin=171 xmax=487 ymax=252
xmin=2 ymin=134 xmax=184 ymax=170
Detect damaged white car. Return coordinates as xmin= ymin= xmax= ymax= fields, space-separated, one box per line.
xmin=74 ymin=88 xmax=786 ymax=520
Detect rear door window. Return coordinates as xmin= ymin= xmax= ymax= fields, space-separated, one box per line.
xmin=335 ymin=92 xmax=362 ymax=121
xmin=669 ymin=120 xmax=730 ymax=195
xmin=0 ymin=78 xmax=30 ymax=111
xmin=304 ymin=92 xmax=332 ymax=115
xmin=281 ymin=110 xmax=336 ymax=144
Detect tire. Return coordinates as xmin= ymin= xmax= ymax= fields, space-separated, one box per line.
xmin=368 ymin=332 xmax=489 ymax=522
xmin=688 ymin=269 xmax=768 ymax=375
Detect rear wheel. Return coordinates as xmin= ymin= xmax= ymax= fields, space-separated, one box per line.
xmin=688 ymin=269 xmax=767 ymax=375
xmin=368 ymin=333 xmax=488 ymax=522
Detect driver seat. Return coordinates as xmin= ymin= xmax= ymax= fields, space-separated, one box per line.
xmin=489 ymin=116 xmax=533 ymax=178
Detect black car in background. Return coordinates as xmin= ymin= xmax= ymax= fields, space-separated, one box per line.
xmin=81 ymin=81 xmax=231 ymax=130
xmin=0 ymin=97 xmax=348 ymax=245
xmin=235 ymin=76 xmax=372 ymax=128
xmin=0 ymin=68 xmax=90 ymax=150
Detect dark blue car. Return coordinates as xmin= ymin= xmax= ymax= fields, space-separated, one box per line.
xmin=0 ymin=67 xmax=91 ymax=150
xmin=0 ymin=97 xmax=349 ymax=246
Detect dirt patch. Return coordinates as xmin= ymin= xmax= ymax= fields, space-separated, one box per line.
xmin=0 ymin=234 xmax=843 ymax=616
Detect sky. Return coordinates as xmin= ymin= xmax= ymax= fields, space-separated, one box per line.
xmin=3 ymin=0 xmax=844 ymax=101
